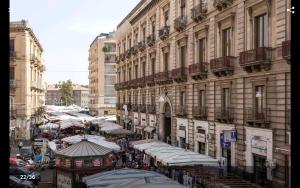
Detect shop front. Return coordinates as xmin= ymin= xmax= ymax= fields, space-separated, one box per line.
xmin=176 ymin=118 xmax=188 ymax=148
xmin=194 ymin=120 xmax=209 ymax=155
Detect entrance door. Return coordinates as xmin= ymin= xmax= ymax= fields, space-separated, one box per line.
xmin=227 ymin=148 xmax=231 ymax=173
xmin=253 ymin=154 xmax=267 ymax=187
xmin=164 ymin=103 xmax=172 ymax=143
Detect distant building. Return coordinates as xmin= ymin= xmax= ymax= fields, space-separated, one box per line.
xmin=46 ymin=84 xmax=89 ymax=107
xmin=88 ymin=32 xmax=117 ymax=115
xmin=10 ymin=20 xmax=46 ymax=140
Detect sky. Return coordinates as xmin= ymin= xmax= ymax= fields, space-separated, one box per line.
xmin=10 ymin=0 xmax=140 ymax=85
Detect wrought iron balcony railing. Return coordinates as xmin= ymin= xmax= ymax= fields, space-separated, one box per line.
xmin=155 ymin=71 xmax=173 ymax=85
xmin=215 ymin=107 xmax=234 ymax=123
xmin=191 ymin=3 xmax=208 ymax=22
xmin=145 ymin=75 xmax=156 ymax=86
xmin=176 ymin=105 xmax=188 ymax=117
xmin=245 ymin=108 xmax=270 ymax=128
xmin=139 ymin=104 xmax=146 ymax=113
xmin=147 ymin=104 xmax=156 ymax=114
xmin=138 ymin=41 xmax=146 ymax=51
xmin=239 ymin=47 xmax=272 ymax=72
xmin=282 ymin=40 xmax=291 ymax=62
xmin=125 ymin=49 xmax=132 ymax=58
xmin=120 ymin=53 xmax=125 ymax=61
xmin=131 ymin=45 xmax=138 ymax=55
xmin=174 ymin=16 xmax=187 ymax=31
xmin=126 ymin=103 xmax=132 ymax=111
xmin=171 ymin=67 xmax=188 ymax=83
xmin=147 ymin=34 xmax=156 ymax=46
xmin=189 ymin=62 xmax=208 ymax=80
xmin=210 ymin=56 xmax=235 ymax=77
xmin=192 ymin=106 xmax=207 ymax=120
xmin=213 ymin=0 xmax=233 ymax=11
xmin=159 ymin=26 xmax=170 ymax=40
xmin=132 ymin=104 xmax=139 ymax=112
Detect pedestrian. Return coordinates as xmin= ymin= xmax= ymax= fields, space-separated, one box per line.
xmin=18 ymin=141 xmax=23 ymax=151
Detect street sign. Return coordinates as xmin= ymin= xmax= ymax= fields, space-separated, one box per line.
xmin=223 ymin=130 xmax=237 ymax=142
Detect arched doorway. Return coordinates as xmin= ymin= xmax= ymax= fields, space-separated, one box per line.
xmin=163 ymin=102 xmax=171 ymax=143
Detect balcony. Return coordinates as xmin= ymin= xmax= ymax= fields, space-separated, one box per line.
xmin=116 ymin=103 xmax=121 ymax=110
xmin=239 ymin=47 xmax=272 ymax=73
xmin=114 ymin=83 xmax=121 ymax=91
xmin=132 ymin=104 xmax=139 ymax=112
xmin=175 ymin=105 xmax=188 ymax=117
xmin=210 ymin=56 xmax=235 ymax=77
xmin=131 ymin=45 xmax=138 ymax=55
xmin=139 ymin=104 xmax=146 ymax=113
xmin=10 ymin=79 xmax=16 ymax=88
xmin=282 ymin=40 xmax=291 ymax=62
xmin=126 ymin=103 xmax=132 ymax=111
xmin=191 ymin=3 xmax=208 ymax=22
xmin=159 ymin=26 xmax=170 ymax=40
xmin=192 ymin=106 xmax=207 ymax=120
xmin=245 ymin=108 xmax=270 ymax=128
xmin=120 ymin=53 xmax=125 ymax=61
xmin=128 ymin=79 xmax=139 ymax=89
xmin=125 ymin=49 xmax=132 ymax=58
xmin=116 ymin=56 xmax=120 ymax=64
xmin=147 ymin=34 xmax=156 ymax=46
xmin=145 ymin=75 xmax=155 ymax=86
xmin=213 ymin=0 xmax=233 ymax=11
xmin=137 ymin=77 xmax=146 ymax=88
xmin=174 ymin=16 xmax=187 ymax=31
xmin=171 ymin=67 xmax=188 ymax=83
xmin=215 ymin=107 xmax=234 ymax=124
xmin=138 ymin=41 xmax=146 ymax=51
xmin=147 ymin=104 xmax=156 ymax=114
xmin=155 ymin=71 xmax=173 ymax=85
xmin=189 ymin=62 xmax=208 ymax=80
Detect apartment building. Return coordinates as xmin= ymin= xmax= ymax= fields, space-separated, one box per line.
xmin=88 ymin=33 xmax=117 ymax=116
xmin=46 ymin=84 xmax=89 ymax=107
xmin=10 ymin=20 xmax=46 ymax=140
xmin=115 ymin=0 xmax=291 ymax=187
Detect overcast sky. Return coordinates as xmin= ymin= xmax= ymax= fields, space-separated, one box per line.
xmin=10 ymin=0 xmax=140 ymax=85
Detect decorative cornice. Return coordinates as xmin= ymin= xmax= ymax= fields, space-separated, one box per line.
xmin=10 ymin=27 xmax=43 ymax=52
xmin=129 ymin=0 xmax=161 ymax=25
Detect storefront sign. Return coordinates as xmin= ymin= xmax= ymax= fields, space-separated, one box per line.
xmin=195 ymin=133 xmax=206 ymax=143
xmin=177 ymin=129 xmax=185 ymax=138
xmin=57 ymin=172 xmax=72 ymax=188
xmin=223 ymin=130 xmax=237 ymax=142
xmin=251 ymin=137 xmax=267 ymax=156
xmin=220 ymin=133 xmax=230 ymax=148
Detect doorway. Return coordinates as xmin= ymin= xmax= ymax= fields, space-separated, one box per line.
xmin=222 ymin=147 xmax=232 ymax=173
xmin=164 ymin=103 xmax=172 ymax=143
xmin=253 ymin=154 xmax=267 ymax=187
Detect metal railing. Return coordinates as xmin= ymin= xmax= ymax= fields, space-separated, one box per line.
xmin=210 ymin=56 xmax=235 ymax=72
xmin=147 ymin=104 xmax=156 ymax=114
xmin=245 ymin=108 xmax=270 ymax=128
xmin=138 ymin=41 xmax=146 ymax=51
xmin=239 ymin=47 xmax=272 ymax=66
xmin=192 ymin=106 xmax=207 ymax=120
xmin=215 ymin=107 xmax=234 ymax=123
xmin=213 ymin=0 xmax=233 ymax=11
xmin=171 ymin=67 xmax=188 ymax=82
xmin=147 ymin=34 xmax=156 ymax=46
xmin=139 ymin=104 xmax=146 ymax=113
xmin=189 ymin=62 xmax=208 ymax=77
xmin=132 ymin=104 xmax=139 ymax=112
xmin=174 ymin=16 xmax=187 ymax=31
xmin=191 ymin=3 xmax=208 ymax=21
xmin=176 ymin=105 xmax=188 ymax=117
xmin=159 ymin=26 xmax=170 ymax=40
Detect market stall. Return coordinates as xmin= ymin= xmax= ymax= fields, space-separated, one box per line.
xmin=54 ymin=139 xmax=116 ymax=188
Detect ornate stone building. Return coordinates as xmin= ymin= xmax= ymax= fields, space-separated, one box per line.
xmin=10 ymin=20 xmax=46 ymax=140
xmin=115 ymin=0 xmax=291 ymax=187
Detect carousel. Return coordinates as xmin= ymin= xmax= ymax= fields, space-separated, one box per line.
xmin=54 ymin=139 xmax=116 ymax=188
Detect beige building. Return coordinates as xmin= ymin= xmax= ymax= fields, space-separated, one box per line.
xmin=10 ymin=20 xmax=46 ymax=140
xmin=115 ymin=0 xmax=291 ymax=187
xmin=88 ymin=33 xmax=117 ymax=115
xmin=46 ymin=84 xmax=89 ymax=107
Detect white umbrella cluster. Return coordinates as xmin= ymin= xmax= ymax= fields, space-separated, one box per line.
xmin=39 ymin=123 xmax=59 ymax=130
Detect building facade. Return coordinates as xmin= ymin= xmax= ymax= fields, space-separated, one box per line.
xmin=115 ymin=0 xmax=291 ymax=187
xmin=10 ymin=20 xmax=46 ymax=140
xmin=88 ymin=33 xmax=117 ymax=115
xmin=46 ymin=84 xmax=89 ymax=107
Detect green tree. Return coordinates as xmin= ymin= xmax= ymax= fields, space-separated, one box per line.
xmin=57 ymin=80 xmax=73 ymax=106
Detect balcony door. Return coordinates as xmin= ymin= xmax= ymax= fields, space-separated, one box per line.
xmin=180 ymin=46 xmax=186 ymax=68
xmin=255 ymin=85 xmax=264 ymax=119
xmin=151 ymin=58 xmax=156 ymax=75
xmin=222 ymin=88 xmax=230 ymax=115
xmin=254 ymin=13 xmax=268 ymax=48
xmin=180 ymin=0 xmax=186 ymax=17
xmin=198 ymin=38 xmax=206 ymax=63
xmin=222 ymin=28 xmax=231 ymax=56
xmin=164 ymin=52 xmax=169 ymax=73
xmin=198 ymin=90 xmax=205 ymax=110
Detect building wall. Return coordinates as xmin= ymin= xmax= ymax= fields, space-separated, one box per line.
xmin=115 ymin=0 xmax=291 ymax=187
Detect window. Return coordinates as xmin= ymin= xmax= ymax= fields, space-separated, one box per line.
xmin=123 ymin=70 xmax=126 ymax=81
xmin=123 ymin=43 xmax=126 ymax=53
xmin=255 ymin=14 xmax=268 ymax=48
xmin=151 ymin=91 xmax=155 ymax=105
xmin=129 ymin=67 xmax=132 ymax=81
xmin=255 ymin=85 xmax=264 ymax=115
xmin=135 ymin=64 xmax=138 ymax=79
xmin=123 ymin=95 xmax=126 ymax=103
xmin=198 ymin=142 xmax=206 ymax=154
xmin=135 ymin=33 xmax=138 ymax=44
xmin=198 ymin=90 xmax=205 ymax=108
xmin=164 ymin=9 xmax=169 ymax=26
xmin=180 ymin=91 xmax=185 ymax=106
xmin=180 ymin=0 xmax=186 ymax=17
xmin=142 ymin=27 xmax=146 ymax=41
xmin=128 ymin=38 xmax=132 ymax=48
xmin=180 ymin=46 xmax=186 ymax=67
xmin=152 ymin=21 xmax=156 ymax=34
xmin=151 ymin=58 xmax=156 ymax=75
xmin=164 ymin=53 xmax=169 ymax=72
xmin=222 ymin=28 xmax=231 ymax=56
xmin=10 ymin=39 xmax=15 ymax=52
xmin=198 ymin=38 xmax=206 ymax=62
xmin=10 ymin=67 xmax=15 ymax=80
xmin=142 ymin=61 xmax=146 ymax=77
xmin=142 ymin=93 xmax=146 ymax=105
xmin=128 ymin=95 xmax=131 ymax=104
xmin=222 ymin=88 xmax=230 ymax=111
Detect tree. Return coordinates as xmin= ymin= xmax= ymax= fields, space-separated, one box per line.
xmin=57 ymin=80 xmax=73 ymax=106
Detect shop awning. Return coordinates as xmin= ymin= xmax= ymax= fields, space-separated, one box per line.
xmin=144 ymin=126 xmax=155 ymax=133
xmin=135 ymin=125 xmax=145 ymax=130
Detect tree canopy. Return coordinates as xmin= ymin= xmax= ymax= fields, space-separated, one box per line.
xmin=57 ymin=80 xmax=73 ymax=106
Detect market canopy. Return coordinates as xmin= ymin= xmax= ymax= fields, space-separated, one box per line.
xmin=82 ymin=168 xmax=186 ymax=188
xmin=132 ymin=140 xmax=219 ymax=167
xmin=39 ymin=123 xmax=59 ymax=129
xmin=59 ymin=119 xmax=85 ymax=129
xmin=105 ymin=128 xmax=131 ymax=135
xmin=55 ymin=139 xmax=113 ymax=157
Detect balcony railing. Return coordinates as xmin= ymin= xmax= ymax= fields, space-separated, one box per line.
xmin=10 ymin=79 xmax=16 ymax=87
xmin=176 ymin=105 xmax=188 ymax=117
xmin=159 ymin=26 xmax=170 ymax=40
xmin=210 ymin=56 xmax=235 ymax=77
xmin=125 ymin=49 xmax=132 ymax=58
xmin=282 ymin=40 xmax=291 ymax=62
xmin=126 ymin=103 xmax=132 ymax=111
xmin=245 ymin=108 xmax=270 ymax=128
xmin=138 ymin=41 xmax=146 ymax=51
xmin=132 ymin=104 xmax=139 ymax=112
xmin=120 ymin=53 xmax=125 ymax=61
xmin=145 ymin=75 xmax=156 ymax=86
xmin=147 ymin=104 xmax=156 ymax=114
xmin=137 ymin=77 xmax=146 ymax=88
xmin=174 ymin=16 xmax=187 ymax=31
xmin=189 ymin=62 xmax=208 ymax=80
xmin=147 ymin=34 xmax=156 ymax=46
xmin=114 ymin=83 xmax=121 ymax=90
xmin=155 ymin=71 xmax=173 ymax=85
xmin=213 ymin=0 xmax=233 ymax=11
xmin=131 ymin=45 xmax=138 ymax=55
xmin=215 ymin=107 xmax=234 ymax=123
xmin=239 ymin=47 xmax=272 ymax=72
xmin=139 ymin=104 xmax=146 ymax=113
xmin=171 ymin=67 xmax=188 ymax=83
xmin=193 ymin=106 xmax=207 ymax=120
xmin=191 ymin=3 xmax=208 ymax=22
